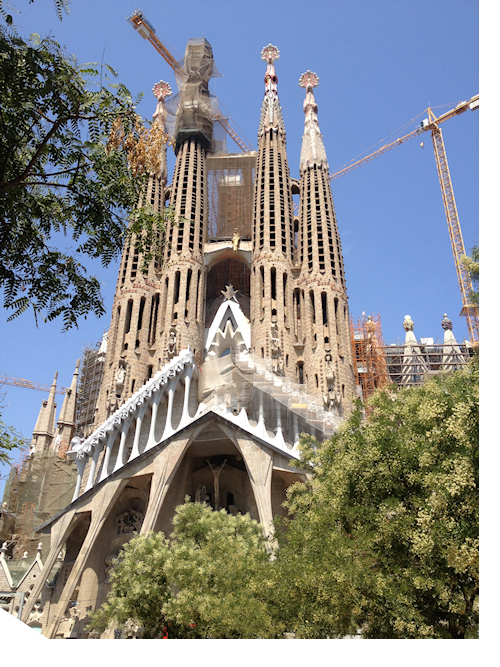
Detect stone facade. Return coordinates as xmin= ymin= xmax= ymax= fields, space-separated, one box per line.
xmin=15 ymin=41 xmax=356 ymax=638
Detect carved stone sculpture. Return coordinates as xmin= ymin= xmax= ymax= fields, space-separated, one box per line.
xmin=167 ymin=327 xmax=178 ymax=360
xmin=115 ymin=509 xmax=144 ymax=535
xmin=195 ymin=483 xmax=207 ymax=503
xmin=441 ymin=313 xmax=453 ymax=331
xmin=207 ymin=459 xmax=227 ymax=510
xmin=232 ymin=228 xmax=241 ymax=252
xmin=403 ymin=315 xmax=414 ymax=332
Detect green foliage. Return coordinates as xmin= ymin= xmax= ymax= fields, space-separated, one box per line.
xmin=0 ymin=414 xmax=25 ymax=465
xmin=461 ymin=245 xmax=479 ymax=305
xmin=88 ymin=502 xmax=279 ymax=639
xmin=273 ymin=359 xmax=479 ymax=638
xmin=87 ymin=531 xmax=172 ymax=639
xmin=0 ymin=25 xmax=167 ymax=329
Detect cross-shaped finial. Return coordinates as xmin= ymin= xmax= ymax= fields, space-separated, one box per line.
xmin=152 ymin=80 xmax=173 ymax=101
xmin=299 ymin=70 xmax=319 ymax=90
xmin=261 ymin=44 xmax=280 ymax=64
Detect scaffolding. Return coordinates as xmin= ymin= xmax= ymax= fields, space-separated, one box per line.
xmin=350 ymin=313 xmax=390 ymax=407
xmin=384 ymin=341 xmax=475 ymax=387
xmin=76 ymin=335 xmax=107 ymax=439
xmin=1 ymin=450 xmax=76 ymax=556
xmin=207 ymin=152 xmax=257 ymax=241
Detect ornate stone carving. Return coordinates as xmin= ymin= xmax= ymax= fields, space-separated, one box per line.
xmin=207 ymin=459 xmax=227 ymax=511
xmin=232 ymin=228 xmax=240 ymax=253
xmin=167 ymin=327 xmax=177 ymax=360
xmin=115 ymin=509 xmax=144 ymax=536
xmin=403 ymin=315 xmax=414 ymax=332
xmin=441 ymin=313 xmax=453 ymax=331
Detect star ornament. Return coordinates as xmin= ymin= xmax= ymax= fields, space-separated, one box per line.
xmin=152 ymin=80 xmax=173 ymax=101
xmin=299 ymin=71 xmax=319 ymax=89
xmin=261 ymin=44 xmax=280 ymax=63
xmin=221 ymin=284 xmax=239 ymax=301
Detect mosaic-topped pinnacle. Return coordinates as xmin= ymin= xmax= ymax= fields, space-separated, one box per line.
xmin=442 ymin=313 xmax=453 ymax=331
xmin=299 ymin=70 xmax=319 ymax=90
xmin=403 ymin=315 xmax=414 ymax=332
xmin=152 ymin=80 xmax=173 ymax=101
xmin=261 ymin=44 xmax=280 ymax=63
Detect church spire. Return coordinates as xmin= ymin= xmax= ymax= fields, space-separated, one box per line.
xmin=258 ymin=44 xmax=286 ymax=138
xmin=151 ymin=80 xmax=172 ymax=183
xmin=30 ymin=371 xmax=58 ymax=455
xmin=54 ymin=359 xmax=80 ymax=456
xmin=299 ymin=71 xmax=328 ymax=173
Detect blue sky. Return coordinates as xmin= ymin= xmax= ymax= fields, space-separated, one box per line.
xmin=0 ymin=0 xmax=480 ymax=486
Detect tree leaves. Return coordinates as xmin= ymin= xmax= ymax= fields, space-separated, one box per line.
xmin=0 ymin=28 xmax=161 ymax=330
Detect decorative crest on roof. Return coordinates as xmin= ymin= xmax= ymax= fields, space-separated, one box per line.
xmin=258 ymin=44 xmax=285 ymax=137
xmin=442 ymin=313 xmax=453 ymax=331
xmin=299 ymin=70 xmax=327 ymax=172
xmin=403 ymin=315 xmax=414 ymax=332
xmin=152 ymin=80 xmax=173 ymax=101
xmin=261 ymin=44 xmax=280 ymax=64
xmin=299 ymin=70 xmax=319 ymax=90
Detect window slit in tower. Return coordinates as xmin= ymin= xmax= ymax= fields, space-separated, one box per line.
xmin=321 ymin=292 xmax=329 ymax=344
xmin=122 ymin=299 xmax=133 ymax=351
xmin=137 ymin=296 xmax=146 ymax=331
xmin=185 ymin=269 xmax=192 ymax=319
xmin=173 ymin=271 xmax=180 ymax=321
xmin=271 ymin=267 xmax=277 ymax=316
xmin=148 ymin=293 xmax=160 ymax=345
xmin=194 ymin=270 xmax=200 ymax=321
xmin=283 ymin=273 xmax=287 ymax=323
xmin=259 ymin=266 xmax=265 ymax=317
xmin=310 ymin=290 xmax=316 ymax=342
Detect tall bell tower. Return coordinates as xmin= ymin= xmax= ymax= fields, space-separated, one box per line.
xmin=250 ymin=45 xmax=296 ymax=377
xmin=296 ymin=71 xmax=355 ymax=413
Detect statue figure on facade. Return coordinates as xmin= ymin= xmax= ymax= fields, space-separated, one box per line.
xmin=232 ymin=228 xmax=241 ymax=253
xmin=323 ymin=386 xmax=341 ymax=412
xmin=324 ymin=353 xmax=334 ymax=381
xmin=403 ymin=315 xmax=414 ymax=332
xmin=207 ymin=459 xmax=227 ymax=510
xmin=270 ymin=323 xmax=282 ymax=373
xmin=195 ymin=483 xmax=207 ymax=503
xmin=167 ymin=327 xmax=178 ymax=360
xmin=441 ymin=313 xmax=453 ymax=331
xmin=115 ymin=366 xmax=126 ymax=387
xmin=53 ymin=434 xmax=61 ymax=453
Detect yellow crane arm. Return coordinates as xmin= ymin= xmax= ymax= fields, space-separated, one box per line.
xmin=0 ymin=374 xmax=67 ymax=394
xmin=329 ymin=95 xmax=479 ymax=181
xmin=127 ymin=10 xmax=253 ymax=153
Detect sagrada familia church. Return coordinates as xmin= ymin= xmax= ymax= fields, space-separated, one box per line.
xmin=0 ymin=39 xmax=470 ymax=638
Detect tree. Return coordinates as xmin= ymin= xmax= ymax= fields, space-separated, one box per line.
xmin=273 ymin=359 xmax=479 ymax=639
xmin=0 ymin=20 xmax=169 ymax=329
xmin=88 ymin=502 xmax=279 ymax=639
xmin=461 ymin=245 xmax=479 ymax=305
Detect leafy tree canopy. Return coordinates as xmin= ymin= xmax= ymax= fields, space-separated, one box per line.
xmin=0 ymin=11 xmax=169 ymax=330
xmin=88 ymin=502 xmax=279 ymax=639
xmin=273 ymin=359 xmax=479 ymax=638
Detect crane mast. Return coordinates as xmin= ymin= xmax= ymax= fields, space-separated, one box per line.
xmin=329 ymin=95 xmax=479 ymax=345
xmin=0 ymin=373 xmax=67 ymax=394
xmin=427 ymin=108 xmax=479 ymax=345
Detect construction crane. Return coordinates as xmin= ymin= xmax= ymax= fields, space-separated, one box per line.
xmin=0 ymin=374 xmax=67 ymax=395
xmin=329 ymin=95 xmax=479 ymax=346
xmin=127 ymin=10 xmax=253 ymax=153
